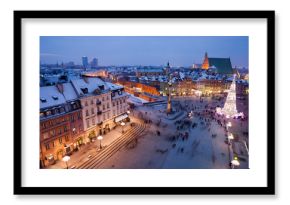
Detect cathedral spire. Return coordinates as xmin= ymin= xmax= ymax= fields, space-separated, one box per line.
xmin=202 ymin=52 xmax=209 ymax=70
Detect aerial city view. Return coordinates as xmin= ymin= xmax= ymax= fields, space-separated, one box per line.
xmin=39 ymin=36 xmax=249 ymax=169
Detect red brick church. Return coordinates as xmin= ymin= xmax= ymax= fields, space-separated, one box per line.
xmin=202 ymin=52 xmax=233 ymax=74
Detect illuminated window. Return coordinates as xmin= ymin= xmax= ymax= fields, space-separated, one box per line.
xmin=43 ymin=132 xmax=49 ymax=139
xmin=50 ymin=130 xmax=55 ymax=136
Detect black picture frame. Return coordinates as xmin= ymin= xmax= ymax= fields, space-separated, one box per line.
xmin=14 ymin=10 xmax=275 ymax=195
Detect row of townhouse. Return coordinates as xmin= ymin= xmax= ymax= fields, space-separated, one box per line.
xmin=40 ymin=77 xmax=129 ymax=168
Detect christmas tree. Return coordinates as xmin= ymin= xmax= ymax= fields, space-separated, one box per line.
xmin=222 ymin=74 xmax=238 ymax=117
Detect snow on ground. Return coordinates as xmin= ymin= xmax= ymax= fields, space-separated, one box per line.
xmin=127 ymin=94 xmax=148 ymax=105
xmin=99 ymin=95 xmax=248 ymax=169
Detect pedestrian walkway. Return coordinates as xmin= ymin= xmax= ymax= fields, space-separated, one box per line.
xmin=46 ymin=117 xmax=139 ymax=169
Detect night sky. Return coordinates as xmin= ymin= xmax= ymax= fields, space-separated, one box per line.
xmin=40 ymin=36 xmax=248 ymax=68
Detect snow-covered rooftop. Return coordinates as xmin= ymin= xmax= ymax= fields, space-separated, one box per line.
xmin=106 ymin=82 xmax=123 ymax=91
xmin=62 ymin=83 xmax=78 ymax=101
xmin=40 ymin=86 xmax=66 ymax=109
xmin=71 ymin=77 xmax=108 ymax=96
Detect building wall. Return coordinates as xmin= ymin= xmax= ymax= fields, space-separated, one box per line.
xmin=80 ymin=91 xmax=129 ymax=142
xmin=40 ymin=113 xmax=72 ymax=167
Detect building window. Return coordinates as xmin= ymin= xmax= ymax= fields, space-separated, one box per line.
xmin=92 ymin=118 xmax=95 ymax=125
xmin=78 ymin=111 xmax=81 ymax=119
xmin=107 ymin=103 xmax=110 ymax=109
xmin=58 ymin=128 xmax=62 ymax=135
xmin=102 ymin=104 xmax=105 ymax=110
xmin=71 ymin=115 xmax=75 ymax=122
xmin=107 ymin=112 xmax=110 ymax=119
xmin=102 ymin=96 xmax=105 ymax=101
xmin=64 ymin=125 xmax=68 ymax=132
xmin=86 ymin=110 xmax=89 ymax=117
xmin=45 ymin=144 xmax=50 ymax=150
xmin=103 ymin=115 xmax=106 ymax=121
xmin=52 ymin=141 xmax=55 ymax=147
xmin=113 ymin=110 xmax=116 ymax=116
xmin=50 ymin=130 xmax=55 ymax=137
xmin=91 ymin=108 xmax=94 ymax=115
xmin=43 ymin=132 xmax=49 ymax=139
xmin=113 ymin=102 xmax=115 ymax=106
xmin=85 ymin=101 xmax=88 ymax=106
xmin=91 ymin=99 xmax=94 ymax=105
xmin=65 ymin=136 xmax=69 ymax=142
xmin=86 ymin=119 xmax=90 ymax=128
xmin=59 ymin=137 xmax=62 ymax=144
xmin=107 ymin=95 xmax=109 ymax=100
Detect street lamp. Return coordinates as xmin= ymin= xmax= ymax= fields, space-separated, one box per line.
xmin=97 ymin=135 xmax=103 ymax=149
xmin=231 ymin=156 xmax=240 ymax=169
xmin=121 ymin=122 xmax=125 ymax=133
xmin=62 ymin=155 xmax=70 ymax=169
xmin=127 ymin=110 xmax=130 ymax=115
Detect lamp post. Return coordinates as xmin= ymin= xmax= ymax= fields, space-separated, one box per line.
xmin=121 ymin=122 xmax=125 ymax=133
xmin=97 ymin=135 xmax=103 ymax=149
xmin=62 ymin=155 xmax=70 ymax=169
xmin=231 ymin=156 xmax=240 ymax=169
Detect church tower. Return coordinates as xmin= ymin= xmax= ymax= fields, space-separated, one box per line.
xmin=165 ymin=61 xmax=170 ymax=76
xmin=202 ymin=52 xmax=209 ymax=70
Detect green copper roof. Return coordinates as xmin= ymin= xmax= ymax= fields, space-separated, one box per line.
xmin=208 ymin=58 xmax=233 ymax=74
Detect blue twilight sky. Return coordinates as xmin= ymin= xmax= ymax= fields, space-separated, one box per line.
xmin=40 ymin=36 xmax=248 ymax=68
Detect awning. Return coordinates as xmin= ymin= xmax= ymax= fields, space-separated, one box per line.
xmin=114 ymin=114 xmax=128 ymax=122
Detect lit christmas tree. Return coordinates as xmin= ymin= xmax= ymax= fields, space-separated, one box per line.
xmin=222 ymin=75 xmax=238 ymax=117
xmin=216 ymin=74 xmax=243 ymax=118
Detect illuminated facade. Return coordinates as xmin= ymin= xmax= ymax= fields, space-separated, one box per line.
xmin=40 ymin=83 xmax=84 ymax=168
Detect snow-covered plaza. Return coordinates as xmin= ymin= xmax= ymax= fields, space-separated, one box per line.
xmin=99 ymin=95 xmax=249 ymax=169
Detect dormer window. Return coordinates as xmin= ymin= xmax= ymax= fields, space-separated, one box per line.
xmin=98 ymin=85 xmax=105 ymax=90
xmin=40 ymin=97 xmax=47 ymax=103
xmin=52 ymin=96 xmax=58 ymax=100
xmin=81 ymin=88 xmax=88 ymax=94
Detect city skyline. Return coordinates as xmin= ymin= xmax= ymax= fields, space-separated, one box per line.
xmin=40 ymin=36 xmax=248 ymax=68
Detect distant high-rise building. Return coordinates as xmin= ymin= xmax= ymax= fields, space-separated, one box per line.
xmin=82 ymin=56 xmax=89 ymax=69
xmin=91 ymin=58 xmax=98 ymax=68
